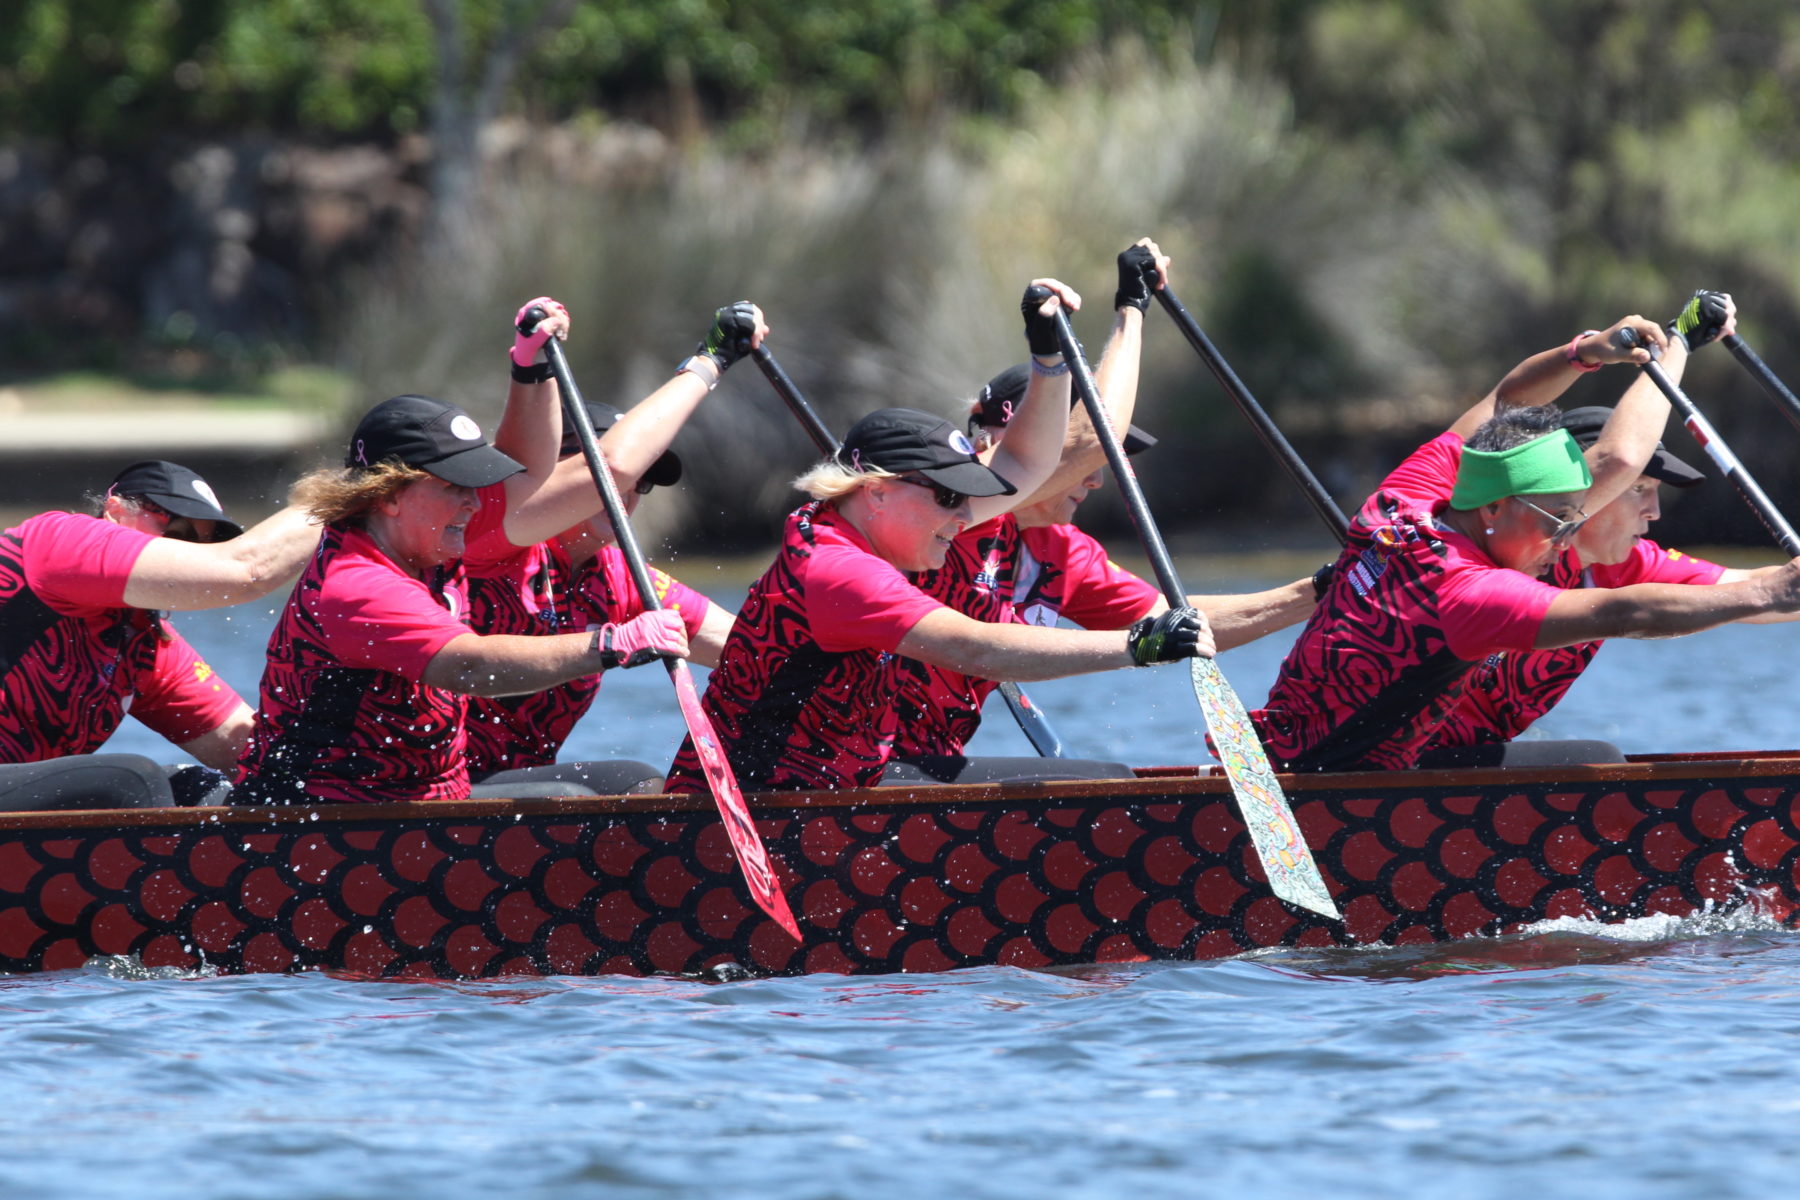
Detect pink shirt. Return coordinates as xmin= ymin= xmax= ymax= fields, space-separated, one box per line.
xmin=235 ymin=524 xmax=478 ymax=804
xmin=1253 ymin=433 xmax=1563 ymax=771
xmin=1431 ymin=538 xmax=1725 ymax=746
xmin=666 ymin=503 xmax=943 ymax=792
xmin=893 ymin=518 xmax=1159 ymax=757
xmin=463 ymin=539 xmax=711 ymax=773
xmin=0 ymin=512 xmax=242 ymax=760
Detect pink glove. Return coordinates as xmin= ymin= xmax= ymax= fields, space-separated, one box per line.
xmin=596 ymin=610 xmax=688 ymax=669
xmin=512 ymin=296 xmax=569 ymax=367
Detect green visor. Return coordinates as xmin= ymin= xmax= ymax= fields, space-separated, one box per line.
xmin=1450 ymin=429 xmax=1593 ymax=510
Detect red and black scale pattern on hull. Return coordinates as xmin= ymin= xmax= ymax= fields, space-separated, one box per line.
xmin=0 ymin=774 xmax=1795 ymax=978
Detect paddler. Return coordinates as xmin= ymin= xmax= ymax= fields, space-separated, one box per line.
xmin=234 ymin=298 xmax=691 ymax=804
xmin=1252 ymin=293 xmax=1800 ymax=773
xmin=1422 ymin=293 xmax=1800 ymax=762
xmin=460 ymin=303 xmax=755 ymax=795
xmin=889 ymin=240 xmax=1319 ymax=782
xmin=663 ymin=279 xmax=1211 ymax=794
xmin=0 ymin=459 xmax=319 ymax=810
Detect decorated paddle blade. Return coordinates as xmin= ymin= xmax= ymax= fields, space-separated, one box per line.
xmin=1189 ymin=657 xmax=1339 ymax=919
xmin=670 ymin=661 xmax=803 ymax=941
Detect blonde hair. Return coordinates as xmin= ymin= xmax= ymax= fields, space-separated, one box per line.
xmin=290 ymin=461 xmax=431 ymax=527
xmin=792 ymin=458 xmax=897 ymax=501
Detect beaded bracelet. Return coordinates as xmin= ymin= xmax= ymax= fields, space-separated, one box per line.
xmin=1564 ymin=330 xmax=1603 ymax=373
xmin=1030 ymin=355 xmax=1070 ymax=377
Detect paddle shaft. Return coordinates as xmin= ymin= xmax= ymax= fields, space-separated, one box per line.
xmin=1154 ymin=287 xmax=1352 ymax=541
xmin=750 ymin=344 xmax=1071 ymax=759
xmin=1051 ymin=308 xmax=1339 ymax=920
xmin=1724 ymin=334 xmax=1800 ymax=438
xmin=537 ymin=329 xmax=802 ymax=940
xmin=1624 ymin=334 xmax=1800 ymax=557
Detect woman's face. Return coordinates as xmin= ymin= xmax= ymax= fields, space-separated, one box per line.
xmin=1570 ymin=476 xmax=1660 ymax=567
xmin=862 ymin=474 xmax=972 ymax=572
xmin=1483 ymin=490 xmax=1588 ymax=577
xmin=376 ymin=476 xmax=481 ymax=574
xmin=1016 ymin=466 xmax=1103 ymax=529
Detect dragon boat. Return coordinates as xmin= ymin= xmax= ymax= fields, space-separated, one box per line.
xmin=2 ymin=749 xmax=1798 ymax=978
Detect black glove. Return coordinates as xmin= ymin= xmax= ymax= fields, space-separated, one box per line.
xmin=1127 ymin=606 xmax=1206 ymax=666
xmin=696 ymin=301 xmax=758 ymax=372
xmin=1311 ymin=560 xmax=1337 ymax=600
xmin=1114 ymin=244 xmax=1159 ymax=313
xmin=1021 ymin=284 xmax=1061 ymax=357
xmin=1667 ymin=289 xmax=1730 ymax=351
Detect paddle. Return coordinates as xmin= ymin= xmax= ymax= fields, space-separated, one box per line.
xmin=1051 ymin=308 xmax=1340 ymax=920
xmin=750 ymin=344 xmax=1072 ymax=759
xmin=1154 ymin=287 xmax=1353 ymax=539
xmin=1620 ymin=329 xmax=1800 ymax=556
xmin=529 ymin=313 xmax=803 ymax=941
xmin=1723 ymin=333 xmax=1800 ymax=439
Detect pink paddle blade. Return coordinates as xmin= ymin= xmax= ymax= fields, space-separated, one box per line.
xmin=669 ymin=661 xmax=802 ymax=942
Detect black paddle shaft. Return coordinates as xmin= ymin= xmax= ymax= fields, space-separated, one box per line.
xmin=1724 ymin=334 xmax=1800 ymax=438
xmin=1155 ymin=287 xmax=1352 ymax=543
xmin=751 ymin=347 xmax=837 ymax=454
xmin=534 ymin=330 xmax=668 ymax=612
xmin=1054 ymin=309 xmax=1187 ymax=605
xmin=1621 ymin=331 xmax=1800 ymax=557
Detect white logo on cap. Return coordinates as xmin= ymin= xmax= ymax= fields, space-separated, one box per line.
xmin=189 ymin=480 xmax=222 ymax=510
xmin=948 ymin=430 xmax=977 ymax=456
xmin=450 ymin=415 xmax=482 ymax=442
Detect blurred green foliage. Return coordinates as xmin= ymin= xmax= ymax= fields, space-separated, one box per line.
xmin=0 ymin=0 xmax=1196 ymax=143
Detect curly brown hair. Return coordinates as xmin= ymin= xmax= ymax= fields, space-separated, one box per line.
xmin=289 ymin=462 xmax=431 ymax=527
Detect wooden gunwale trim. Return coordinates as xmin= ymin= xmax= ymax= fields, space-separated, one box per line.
xmin=0 ymin=750 xmax=1795 ymax=835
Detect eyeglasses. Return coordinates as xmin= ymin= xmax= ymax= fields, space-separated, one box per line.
xmin=1513 ymin=496 xmax=1589 ymax=544
xmin=893 ymin=475 xmax=967 ymax=511
xmin=130 ymin=499 xmax=205 ymax=543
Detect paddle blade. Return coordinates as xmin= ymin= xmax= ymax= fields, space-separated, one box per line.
xmin=668 ymin=660 xmax=803 ymax=942
xmin=1188 ymin=657 xmax=1340 ymax=920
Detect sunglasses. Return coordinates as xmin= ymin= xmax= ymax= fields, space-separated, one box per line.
xmin=133 ymin=499 xmax=208 ymax=543
xmin=893 ymin=475 xmax=967 ymax=511
xmin=1513 ymin=496 xmax=1589 ymax=544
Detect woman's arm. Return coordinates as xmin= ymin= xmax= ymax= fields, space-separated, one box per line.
xmin=495 ymin=304 xmax=766 ymax=549
xmin=176 ymin=704 xmax=256 ymax=771
xmin=895 ymin=603 xmax=1209 ymax=681
xmin=1022 ymin=241 xmax=1169 ymax=506
xmin=421 ymin=609 xmax=689 ymax=696
xmin=974 ymin=279 xmax=1079 ymax=524
xmin=122 ymin=505 xmax=320 ymax=611
xmin=1533 ymin=559 xmax=1800 ymax=648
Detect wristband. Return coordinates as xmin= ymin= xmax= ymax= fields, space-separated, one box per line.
xmin=1030 ymin=355 xmax=1070 ymax=377
xmin=1564 ymin=330 xmax=1602 ymax=373
xmin=511 ymin=358 xmax=553 ymax=385
xmin=675 ymin=355 xmax=721 ymax=391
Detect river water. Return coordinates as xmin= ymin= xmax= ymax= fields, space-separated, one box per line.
xmin=9 ymin=566 xmax=1800 ymax=1199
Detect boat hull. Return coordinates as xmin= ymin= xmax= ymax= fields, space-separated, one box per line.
xmin=2 ymin=754 xmax=1798 ymax=978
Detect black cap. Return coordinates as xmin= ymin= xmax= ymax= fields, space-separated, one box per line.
xmin=559 ymin=398 xmax=683 ymax=490
xmin=346 ymin=395 xmax=524 ymax=488
xmin=1561 ymin=406 xmax=1704 ymax=488
xmin=973 ymin=363 xmax=1158 ymax=455
xmin=839 ymin=408 xmax=1016 ymax=497
xmin=108 ymin=460 xmax=243 ymax=542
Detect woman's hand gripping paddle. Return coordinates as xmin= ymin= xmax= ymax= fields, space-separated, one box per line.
xmin=1051 ymin=305 xmax=1339 ymax=920
xmin=528 ymin=310 xmax=802 ymax=942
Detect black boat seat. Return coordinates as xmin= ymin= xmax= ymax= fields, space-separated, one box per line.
xmin=1416 ymin=738 xmax=1627 ymax=769
xmin=468 ymin=759 xmax=664 ymax=799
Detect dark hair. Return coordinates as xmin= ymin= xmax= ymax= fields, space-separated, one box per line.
xmin=1465 ymin=404 xmax=1564 ymax=453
